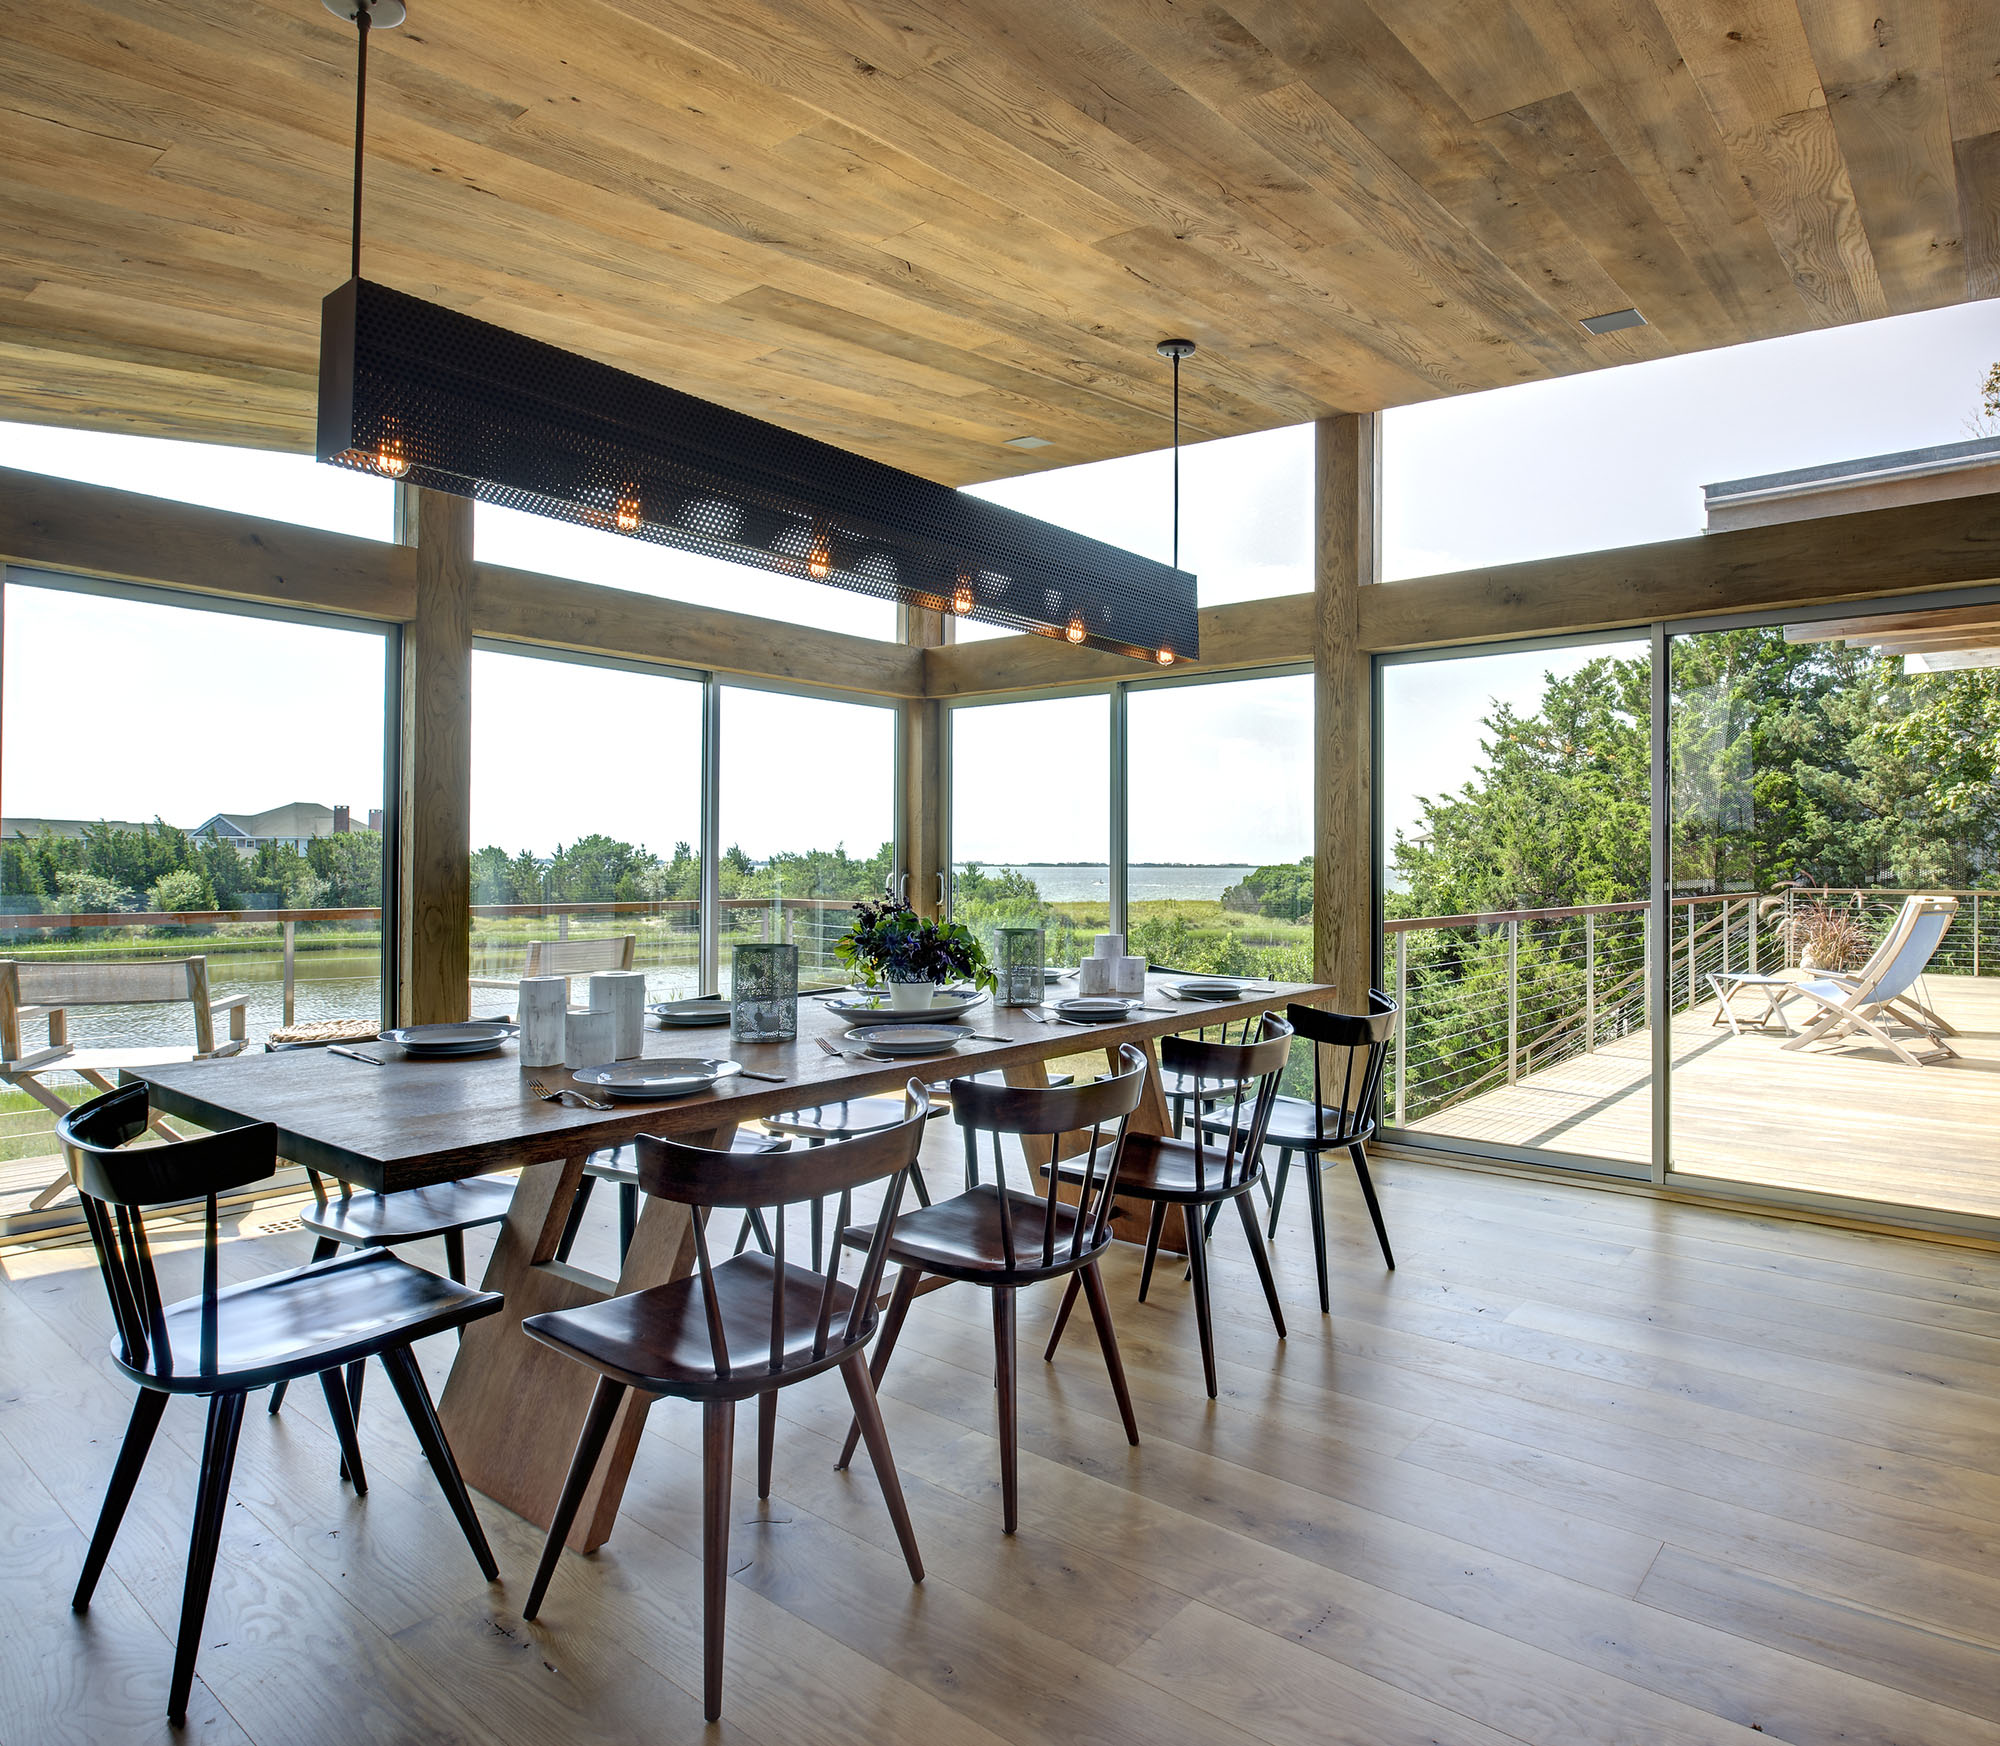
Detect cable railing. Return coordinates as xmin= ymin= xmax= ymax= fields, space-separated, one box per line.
xmin=1383 ymin=886 xmax=1995 ymax=1130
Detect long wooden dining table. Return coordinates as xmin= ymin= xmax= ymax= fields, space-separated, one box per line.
xmin=131 ymin=973 xmax=1324 ymax=1552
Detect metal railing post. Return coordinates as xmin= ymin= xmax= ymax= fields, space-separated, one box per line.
xmin=1584 ymin=912 xmax=1596 ymax=1052
xmin=1976 ymin=893 xmax=1983 ymax=978
xmin=282 ymin=920 xmax=296 ymax=1028
xmin=1393 ymin=929 xmax=1407 ymax=1125
xmin=557 ymin=910 xmax=570 ymax=940
xmin=1643 ymin=908 xmax=1653 ymax=1032
xmin=1506 ymin=918 xmax=1519 ymax=1085
xmin=1749 ymin=895 xmax=1758 ymax=975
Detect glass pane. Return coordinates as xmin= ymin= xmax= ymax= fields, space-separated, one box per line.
xmin=0 ymin=420 xmax=394 ymax=540
xmin=951 ymin=693 xmax=1109 ymax=963
xmin=961 ymin=423 xmax=1312 ymax=617
xmin=1381 ymin=637 xmax=1653 ymax=1167
xmin=0 ymin=578 xmax=388 ymax=1224
xmin=718 ymin=687 xmax=896 ymax=989
xmin=1383 ymin=302 xmax=1997 ymax=580
xmin=1126 ymin=674 xmax=1311 ymax=979
xmin=469 ymin=649 xmax=703 ymax=1004
xmin=1668 ymin=619 xmax=2000 ymax=1218
xmin=477 ymin=502 xmax=896 ymax=641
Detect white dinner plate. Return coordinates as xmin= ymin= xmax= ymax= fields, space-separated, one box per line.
xmin=650 ymin=997 xmax=731 ymax=1028
xmin=379 ymin=1021 xmax=518 ymax=1055
xmin=845 ymin=1024 xmax=973 ymax=1057
xmin=1054 ymin=997 xmax=1137 ymax=1023
xmin=1169 ymin=980 xmax=1248 ymax=999
xmin=570 ymin=1058 xmax=740 ymax=1098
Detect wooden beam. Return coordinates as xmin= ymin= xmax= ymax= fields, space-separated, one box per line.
xmin=1358 ymin=492 xmax=2000 ymax=652
xmin=470 ymin=561 xmax=923 ymax=697
xmin=898 ymin=604 xmax=949 ymax=918
xmin=397 ymin=487 xmax=473 ymax=1027
xmin=0 ymin=465 xmax=414 ymax=619
xmin=1314 ymin=414 xmax=1378 ymax=1008
xmin=1783 ymin=601 xmax=2000 ymax=642
xmin=923 ymin=591 xmax=1307 ymax=697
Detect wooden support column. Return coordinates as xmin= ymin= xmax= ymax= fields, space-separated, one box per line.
xmin=395 ymin=486 xmax=474 ymax=1025
xmin=900 ymin=603 xmax=949 ymax=918
xmin=1313 ymin=414 xmax=1380 ymax=1008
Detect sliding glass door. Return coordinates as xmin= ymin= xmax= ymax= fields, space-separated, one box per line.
xmin=1378 ymin=635 xmax=1654 ymax=1173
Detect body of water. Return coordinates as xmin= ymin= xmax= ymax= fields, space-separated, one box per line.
xmin=967 ymin=865 xmax=1253 ymax=903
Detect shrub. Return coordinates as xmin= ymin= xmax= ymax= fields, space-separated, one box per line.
xmin=148 ymin=869 xmax=214 ymax=913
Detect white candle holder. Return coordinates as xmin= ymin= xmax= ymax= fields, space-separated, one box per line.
xmin=564 ymin=1006 xmax=615 ymax=1070
xmin=589 ymin=970 xmax=648 ymax=1059
xmin=517 ymin=975 xmax=568 ymax=1067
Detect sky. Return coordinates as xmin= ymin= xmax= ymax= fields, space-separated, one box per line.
xmin=3 ymin=297 xmax=1996 ymax=864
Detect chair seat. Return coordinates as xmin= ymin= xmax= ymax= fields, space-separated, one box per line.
xmin=584 ymin=1131 xmax=789 ymax=1183
xmin=851 ymin=1182 xmax=1095 ymax=1282
xmin=763 ymin=1096 xmax=942 ymax=1142
xmin=925 ymin=1069 xmax=1072 ymax=1095
xmin=118 ymin=1248 xmax=501 ymax=1393
xmin=299 ymin=1175 xmax=516 ymax=1247
xmin=1200 ymin=1095 xmax=1370 ymax=1151
xmin=1159 ymin=1066 xmax=1243 ymax=1102
xmin=522 ymin=1252 xmax=866 ymax=1399
xmin=1054 ymin=1131 xmax=1261 ymax=1203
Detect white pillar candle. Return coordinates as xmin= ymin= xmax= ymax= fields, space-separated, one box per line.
xmin=564 ymin=1006 xmax=615 ymax=1070
xmin=517 ymin=975 xmax=568 ymax=1067
xmin=590 ymin=970 xmax=648 ymax=1060
xmin=1112 ymin=954 xmax=1147 ymax=997
xmin=1093 ymin=932 xmax=1125 ymax=958
xmin=1077 ymin=956 xmax=1119 ymax=996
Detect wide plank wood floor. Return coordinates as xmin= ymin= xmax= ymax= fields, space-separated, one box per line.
xmin=5 ymin=1133 xmax=2000 ymax=1744
xmin=1408 ymin=971 xmax=2000 ymax=1219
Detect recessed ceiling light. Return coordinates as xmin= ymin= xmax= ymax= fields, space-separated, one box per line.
xmin=1580 ymin=307 xmax=1647 ymax=335
xmin=1004 ymin=435 xmax=1051 ymax=450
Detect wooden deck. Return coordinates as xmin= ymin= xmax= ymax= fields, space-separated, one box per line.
xmin=6 ymin=1140 xmax=2000 ymax=1744
xmin=1406 ymin=972 xmax=2000 ymax=1220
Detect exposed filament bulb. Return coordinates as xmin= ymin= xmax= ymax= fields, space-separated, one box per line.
xmin=614 ymin=495 xmax=642 ymax=533
xmin=1065 ymin=617 xmax=1086 ymax=644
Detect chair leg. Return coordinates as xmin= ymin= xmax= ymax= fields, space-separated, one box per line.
xmin=73 ymin=1388 xmax=167 ymax=1611
xmin=701 ymin=1397 xmax=736 ymax=1722
xmin=555 ymin=1173 xmax=595 ymax=1263
xmin=1234 ymin=1189 xmax=1287 ymax=1339
xmin=167 ymin=1390 xmax=246 ymax=1724
xmin=1042 ymin=1272 xmax=1082 ymax=1361
xmin=1182 ymin=1202 xmax=1219 ymax=1399
xmin=444 ymin=1227 xmax=466 ymax=1284
xmin=272 ymin=1235 xmax=343 ymax=1415
xmin=733 ymin=1206 xmax=776 ymax=1257
xmin=1266 ymin=1149 xmax=1294 ymax=1238
xmin=756 ymin=1390 xmax=777 ymax=1501
xmin=1351 ymin=1144 xmax=1394 ymax=1269
xmin=378 ymin=1344 xmax=497 ymax=1580
xmin=524 ymin=1374 xmax=628 ymax=1619
xmin=992 ymin=1285 xmax=1019 ymax=1534
xmin=837 ymin=1352 xmax=924 ymax=1581
xmin=618 ymin=1182 xmax=638 ymax=1264
xmin=1303 ymin=1147 xmax=1332 ymax=1315
xmin=1136 ymin=1200 xmax=1168 ymax=1303
xmin=336 ymin=1358 xmax=367 ymax=1483
xmin=837 ymin=1265 xmax=920 ymax=1470
xmin=320 ymin=1367 xmax=368 ymax=1495
xmin=1080 ymin=1261 xmax=1139 ymax=1445
xmin=266 ymin=1381 xmax=288 ymax=1415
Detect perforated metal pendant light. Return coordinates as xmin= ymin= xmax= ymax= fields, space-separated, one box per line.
xmin=314 ymin=4 xmax=1197 ymax=662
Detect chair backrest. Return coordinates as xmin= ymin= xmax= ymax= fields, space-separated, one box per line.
xmin=1287 ymin=991 xmax=1397 ymax=1146
xmin=1160 ymin=1014 xmax=1295 ymax=1194
xmin=633 ymin=1083 xmax=931 ymax=1380
xmin=2 ymin=956 xmax=218 ymax=1053
xmin=56 ymin=1083 xmax=277 ymax=1380
xmin=1854 ymin=896 xmax=1956 ymax=1003
xmin=947 ymin=1045 xmax=1150 ymax=1272
xmin=522 ymin=936 xmax=637 ymax=980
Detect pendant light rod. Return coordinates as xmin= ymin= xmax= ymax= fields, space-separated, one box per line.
xmin=325 ymin=0 xmax=405 ymax=281
xmin=1156 ymin=338 xmax=1195 ymax=573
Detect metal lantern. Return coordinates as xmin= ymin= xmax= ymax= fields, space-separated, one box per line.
xmin=730 ymin=942 xmax=798 ymax=1043
xmin=994 ymin=926 xmax=1045 ymax=1007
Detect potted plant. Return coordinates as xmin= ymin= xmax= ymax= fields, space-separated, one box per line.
xmin=835 ymin=898 xmax=996 ymax=1010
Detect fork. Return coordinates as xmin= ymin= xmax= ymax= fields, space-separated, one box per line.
xmin=528 ymin=1078 xmax=612 ymax=1110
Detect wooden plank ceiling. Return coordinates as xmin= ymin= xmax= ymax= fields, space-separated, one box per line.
xmin=0 ymin=0 xmax=1995 ymax=484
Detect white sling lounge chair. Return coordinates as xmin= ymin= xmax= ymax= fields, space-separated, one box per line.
xmin=1778 ymin=894 xmax=1959 ymax=1067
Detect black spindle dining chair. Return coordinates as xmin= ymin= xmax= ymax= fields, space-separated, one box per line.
xmin=835 ymin=1046 xmax=1150 ymax=1533
xmin=57 ymin=1083 xmax=502 ymax=1723
xmin=1048 ymin=1016 xmax=1294 ymax=1398
xmin=521 ymin=1086 xmax=933 ymax=1722
xmin=1199 ymin=994 xmax=1397 ymax=1313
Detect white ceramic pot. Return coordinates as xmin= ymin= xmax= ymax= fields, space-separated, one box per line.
xmin=888 ymin=980 xmax=937 ymax=1012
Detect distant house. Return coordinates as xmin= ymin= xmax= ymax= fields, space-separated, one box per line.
xmin=190 ymin=803 xmax=381 ymax=854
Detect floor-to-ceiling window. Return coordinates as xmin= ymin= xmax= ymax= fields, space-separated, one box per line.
xmin=948 ymin=692 xmax=1111 ymax=963
xmin=717 ymin=684 xmax=896 ymax=990
xmin=468 ymin=645 xmax=705 ymax=1006
xmin=0 ymin=571 xmax=392 ymax=1228
xmin=1378 ymin=635 xmax=1655 ymax=1172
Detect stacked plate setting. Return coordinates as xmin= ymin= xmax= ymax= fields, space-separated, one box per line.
xmin=844 ymin=1024 xmax=974 ymax=1057
xmin=378 ymin=1021 xmax=519 ymax=1057
xmin=1165 ymin=979 xmax=1250 ymax=1000
xmin=650 ymin=996 xmax=732 ymax=1029
xmin=1051 ymin=997 xmax=1139 ymax=1024
xmin=570 ymin=1058 xmax=741 ymax=1099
